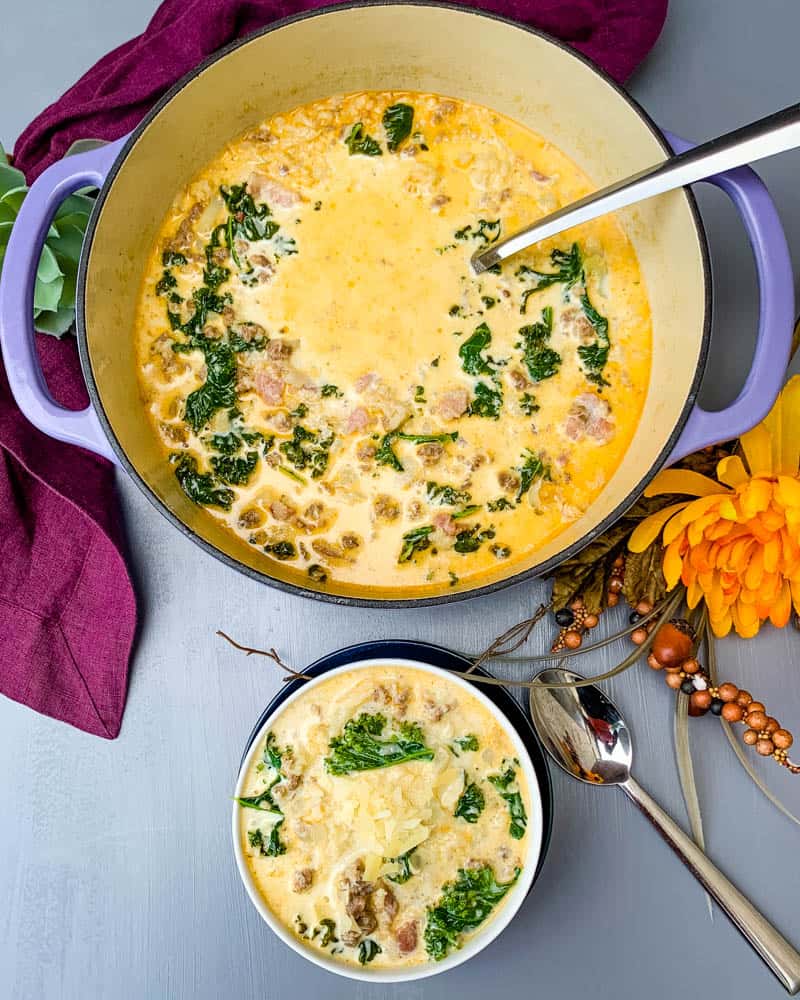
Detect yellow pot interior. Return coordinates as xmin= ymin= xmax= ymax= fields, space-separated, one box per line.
xmin=81 ymin=3 xmax=707 ymax=602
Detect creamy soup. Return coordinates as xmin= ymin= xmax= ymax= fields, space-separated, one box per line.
xmin=136 ymin=91 xmax=651 ymax=594
xmin=236 ymin=665 xmax=534 ymax=969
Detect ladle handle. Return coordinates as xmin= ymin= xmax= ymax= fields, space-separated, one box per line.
xmin=622 ymin=776 xmax=800 ymax=993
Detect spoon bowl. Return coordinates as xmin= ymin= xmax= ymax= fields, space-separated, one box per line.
xmin=528 ymin=667 xmax=632 ymax=785
xmin=528 ymin=667 xmax=800 ymax=993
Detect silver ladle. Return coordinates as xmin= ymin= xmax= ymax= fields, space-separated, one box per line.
xmin=472 ymin=101 xmax=800 ymax=273
xmin=529 ymin=667 xmax=800 ymax=993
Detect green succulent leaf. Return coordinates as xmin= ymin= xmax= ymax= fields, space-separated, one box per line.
xmin=37 ymin=244 xmax=63 ymax=284
xmin=34 ymin=273 xmax=64 ymax=315
xmin=0 ymin=186 xmax=27 ymax=213
xmin=34 ymin=306 xmax=75 ymax=337
xmin=0 ymin=142 xmax=95 ymax=338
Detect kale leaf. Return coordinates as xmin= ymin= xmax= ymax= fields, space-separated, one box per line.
xmin=376 ymin=424 xmax=457 ymax=472
xmin=385 ymin=846 xmax=418 ymax=884
xmin=345 ymin=123 xmax=383 ymax=156
xmin=515 ymin=449 xmax=551 ymax=502
xmin=325 ymin=713 xmax=434 ymax=774
xmin=454 ymin=779 xmax=485 ymax=823
xmin=426 ymin=482 xmax=472 ymax=507
xmin=383 ymin=103 xmax=414 ymax=151
xmin=398 ymin=525 xmax=435 ymax=563
xmin=577 ymin=292 xmax=610 ymax=386
xmin=279 ymin=425 xmax=334 ymax=478
xmin=424 ymin=864 xmax=521 ymax=961
xmin=247 ymin=821 xmax=287 ymax=857
xmin=221 ymin=183 xmax=279 ymax=243
xmin=454 ymin=735 xmax=479 ymax=752
xmin=358 ymin=939 xmax=382 ymax=965
xmin=265 ymin=540 xmax=297 ymax=561
xmin=517 ymin=242 xmax=583 ymax=307
xmin=467 ymin=381 xmax=503 ymax=419
xmin=459 ymin=322 xmax=496 ymax=376
xmin=487 ymin=497 xmax=514 ymax=512
xmin=211 ymin=450 xmax=258 ymax=486
xmin=517 ymin=306 xmax=561 ymax=383
xmin=453 ymin=524 xmax=495 ymax=554
xmin=488 ymin=764 xmax=528 ymax=839
xmin=174 ymin=455 xmax=234 ymax=510
xmin=183 ymin=341 xmax=238 ymax=432
xmin=454 ymin=219 xmax=501 ymax=246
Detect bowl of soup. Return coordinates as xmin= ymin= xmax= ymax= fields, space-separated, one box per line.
xmin=232 ymin=658 xmax=543 ymax=980
xmin=2 ymin=2 xmax=792 ymax=604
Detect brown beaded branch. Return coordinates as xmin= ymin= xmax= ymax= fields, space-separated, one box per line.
xmin=547 ymin=591 xmax=799 ymax=774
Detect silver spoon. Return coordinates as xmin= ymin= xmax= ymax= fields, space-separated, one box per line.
xmin=472 ymin=102 xmax=800 ymax=274
xmin=529 ymin=667 xmax=800 ymax=993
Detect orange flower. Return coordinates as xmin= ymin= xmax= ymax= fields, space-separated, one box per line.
xmin=629 ymin=376 xmax=800 ymax=638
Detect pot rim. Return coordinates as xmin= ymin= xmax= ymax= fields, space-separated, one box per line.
xmin=75 ymin=0 xmax=712 ymax=609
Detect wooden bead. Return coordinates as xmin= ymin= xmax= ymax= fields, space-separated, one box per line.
xmin=745 ymin=710 xmax=768 ymax=731
xmin=607 ymin=592 xmax=619 ymax=607
xmin=735 ymin=690 xmax=752 ymax=707
xmin=690 ymin=690 xmax=712 ymax=711
xmin=631 ymin=628 xmax=648 ymax=645
xmin=613 ymin=554 xmax=625 ymax=568
xmin=747 ymin=701 xmax=765 ymax=715
xmin=743 ymin=729 xmax=758 ymax=746
xmin=564 ymin=630 xmax=582 ymax=649
xmin=718 ymin=682 xmax=739 ymax=703
xmin=584 ymin=614 xmax=599 ymax=628
xmin=650 ymin=622 xmax=694 ymax=669
xmin=721 ymin=702 xmax=743 ymax=723
xmin=682 ymin=657 xmax=700 ymax=675
xmin=608 ymin=578 xmax=623 ymax=594
xmin=647 ymin=653 xmax=663 ymax=670
xmin=635 ymin=600 xmax=653 ymax=615
xmin=688 ymin=701 xmax=708 ymax=717
xmin=756 ymin=738 xmax=775 ymax=757
xmin=665 ymin=671 xmax=683 ymax=690
xmin=773 ymin=729 xmax=793 ymax=750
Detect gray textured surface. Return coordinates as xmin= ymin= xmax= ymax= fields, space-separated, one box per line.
xmin=2 ymin=2 xmax=800 ymax=998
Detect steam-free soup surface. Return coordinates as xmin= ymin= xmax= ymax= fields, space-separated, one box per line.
xmin=237 ymin=665 xmax=534 ymax=969
xmin=136 ymin=91 xmax=651 ymax=595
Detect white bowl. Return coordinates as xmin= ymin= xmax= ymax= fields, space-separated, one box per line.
xmin=232 ymin=657 xmax=544 ymax=982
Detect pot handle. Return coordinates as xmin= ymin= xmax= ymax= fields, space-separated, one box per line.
xmin=0 ymin=138 xmax=127 ymax=465
xmin=664 ymin=131 xmax=795 ymax=464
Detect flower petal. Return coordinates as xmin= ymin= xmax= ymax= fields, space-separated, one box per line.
xmin=628 ymin=502 xmax=687 ymax=553
xmin=663 ymin=539 xmax=684 ymax=588
xmin=740 ymin=424 xmax=772 ymax=476
xmin=775 ymin=475 xmax=800 ymax=509
xmin=768 ymin=583 xmax=791 ymax=628
xmin=644 ymin=469 xmax=728 ymax=499
xmin=777 ymin=375 xmax=800 ymax=475
xmin=716 ymin=455 xmax=749 ymax=488
xmin=710 ymin=608 xmax=732 ymax=637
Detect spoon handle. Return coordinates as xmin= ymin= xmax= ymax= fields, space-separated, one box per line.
xmin=621 ymin=776 xmax=800 ymax=993
xmin=472 ymin=101 xmax=800 ymax=273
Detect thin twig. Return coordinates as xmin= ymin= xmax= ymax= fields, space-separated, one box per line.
xmin=216 ymin=630 xmax=312 ymax=679
xmin=464 ymin=602 xmax=552 ymax=674
xmin=464 ymin=597 xmax=670 ymax=667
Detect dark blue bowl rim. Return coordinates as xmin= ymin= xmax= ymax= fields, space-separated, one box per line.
xmin=241 ymin=638 xmax=553 ymax=886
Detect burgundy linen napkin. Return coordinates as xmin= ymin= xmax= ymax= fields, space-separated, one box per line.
xmin=2 ymin=0 xmax=668 ymax=739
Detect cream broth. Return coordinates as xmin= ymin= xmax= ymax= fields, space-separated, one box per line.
xmin=237 ymin=665 xmax=533 ymax=969
xmin=136 ymin=91 xmax=651 ymax=594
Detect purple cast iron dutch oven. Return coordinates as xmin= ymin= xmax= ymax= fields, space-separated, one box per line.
xmin=0 ymin=2 xmax=794 ymax=606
